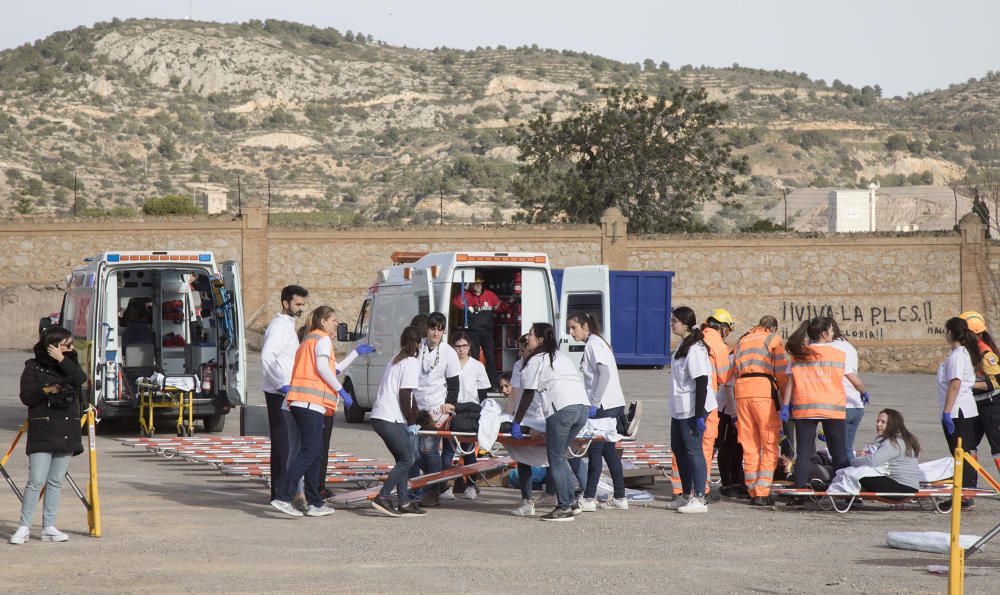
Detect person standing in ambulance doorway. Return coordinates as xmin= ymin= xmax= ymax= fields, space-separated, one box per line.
xmin=828 ymin=321 xmax=870 ymax=461
xmin=410 ymin=312 xmax=460 ymax=507
xmin=733 ymin=316 xmax=787 ymax=507
xmin=666 ymin=307 xmax=717 ymax=514
xmin=780 ymin=317 xmax=859 ymax=500
xmin=451 ymin=271 xmax=511 ymax=388
xmin=270 ymin=306 xmax=351 ymax=518
xmin=511 ymin=322 xmax=591 ymax=521
xmin=261 ymin=285 xmax=308 ymax=508
xmin=937 ymin=316 xmax=982 ymax=508
xmin=959 ymin=311 xmax=1000 ymax=481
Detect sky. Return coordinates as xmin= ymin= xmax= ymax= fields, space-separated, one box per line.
xmin=0 ymin=0 xmax=996 ymax=98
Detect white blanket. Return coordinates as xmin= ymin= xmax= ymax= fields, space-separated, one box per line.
xmin=828 ymin=465 xmax=886 ymax=495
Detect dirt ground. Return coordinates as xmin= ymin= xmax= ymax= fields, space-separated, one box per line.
xmin=1 ymin=351 xmax=999 ymax=594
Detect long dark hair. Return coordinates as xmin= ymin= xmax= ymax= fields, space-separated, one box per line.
xmin=980 ymin=330 xmax=1000 ymax=355
xmin=528 ymin=322 xmax=558 ymax=367
xmin=672 ymin=306 xmax=708 ymax=360
xmin=879 ymin=408 xmax=920 ymax=458
xmin=568 ymin=311 xmax=609 ymax=347
xmin=34 ymin=325 xmax=73 ymax=363
xmin=946 ymin=317 xmax=983 ymax=369
xmin=829 ymin=319 xmax=849 ymax=343
xmin=307 ymin=306 xmax=336 ymax=332
xmin=785 ymin=316 xmax=834 ymax=361
xmin=518 ymin=333 xmax=530 ymax=364
xmin=393 ymin=326 xmax=421 ymax=364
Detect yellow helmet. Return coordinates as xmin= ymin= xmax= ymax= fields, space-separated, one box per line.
xmin=707 ymin=308 xmax=735 ymax=329
xmin=960 ymin=311 xmax=988 ymax=334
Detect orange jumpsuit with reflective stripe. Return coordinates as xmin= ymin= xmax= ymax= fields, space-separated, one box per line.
xmin=286 ymin=331 xmax=339 ymax=416
xmin=789 ymin=345 xmax=846 ymax=419
xmin=733 ymin=328 xmax=787 ymax=497
xmin=671 ymin=328 xmax=728 ymax=494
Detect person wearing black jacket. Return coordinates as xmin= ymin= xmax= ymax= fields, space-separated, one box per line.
xmin=10 ymin=326 xmax=88 ymax=545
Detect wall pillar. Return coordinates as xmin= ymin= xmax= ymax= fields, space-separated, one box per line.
xmin=600 ymin=207 xmax=629 ymax=270
xmin=240 ymin=207 xmax=269 ymax=323
xmin=959 ymin=212 xmax=988 ymax=314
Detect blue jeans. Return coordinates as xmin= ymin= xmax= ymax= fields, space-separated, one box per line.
xmin=671 ymin=416 xmax=706 ymax=498
xmin=409 ymin=435 xmax=443 ymax=499
xmin=278 ymin=407 xmax=325 ymax=507
xmin=19 ymin=451 xmax=73 ymax=527
xmin=845 ymin=408 xmax=865 ymax=460
xmin=371 ymin=419 xmax=418 ymax=507
xmin=545 ymin=404 xmax=588 ymax=509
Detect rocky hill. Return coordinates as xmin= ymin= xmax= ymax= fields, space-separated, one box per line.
xmin=0 ymin=18 xmax=994 ymax=227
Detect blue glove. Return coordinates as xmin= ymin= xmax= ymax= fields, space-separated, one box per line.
xmin=779 ymin=404 xmax=790 ymax=422
xmin=695 ymin=417 xmax=706 ymax=433
xmin=861 ymin=391 xmax=870 ymax=405
xmin=356 ymin=344 xmax=376 ymax=355
xmin=406 ymin=424 xmax=420 ymax=436
xmin=510 ymin=422 xmax=524 ymax=440
xmin=338 ymin=388 xmax=354 ymax=409
xmin=335 ymin=368 xmax=342 ymax=375
xmin=942 ymin=412 xmax=955 ymax=436
xmin=588 ymin=405 xmax=599 ymax=419
xmin=279 ymin=385 xmax=290 ymax=395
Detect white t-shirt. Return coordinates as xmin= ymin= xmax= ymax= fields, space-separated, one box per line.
xmin=370 ymin=355 xmax=421 ymax=424
xmin=936 ymin=346 xmax=979 ymax=418
xmin=413 ymin=340 xmax=461 ymax=410
xmin=669 ymin=342 xmax=718 ymax=420
xmin=457 ymin=358 xmax=490 ymax=404
xmin=261 ymin=313 xmax=298 ymax=394
xmin=830 ymin=338 xmax=862 ymax=408
xmin=521 ymin=351 xmax=589 ymax=418
xmin=581 ymin=335 xmax=626 ymax=409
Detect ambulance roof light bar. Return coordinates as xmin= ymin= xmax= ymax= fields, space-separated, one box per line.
xmin=390 ymin=251 xmax=428 ymax=265
xmin=456 ymin=253 xmax=546 ymax=264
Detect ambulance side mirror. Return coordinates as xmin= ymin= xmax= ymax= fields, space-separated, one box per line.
xmin=336 ymin=322 xmax=350 ymax=342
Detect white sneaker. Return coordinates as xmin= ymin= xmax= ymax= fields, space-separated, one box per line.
xmin=270 ymin=499 xmax=304 ymax=517
xmin=9 ymin=526 xmax=30 ymax=545
xmin=461 ymin=486 xmax=479 ymax=500
xmin=678 ymin=496 xmax=708 ymax=514
xmin=439 ymin=488 xmax=456 ymax=501
xmin=511 ymin=500 xmax=535 ymax=517
xmin=666 ymin=494 xmax=689 ymax=510
xmin=600 ymin=497 xmax=629 ymax=510
xmin=41 ymin=526 xmax=68 ymax=542
xmin=305 ymin=505 xmax=336 ymax=517
xmin=538 ymin=493 xmax=557 ymax=507
xmin=578 ymin=497 xmax=597 ymax=512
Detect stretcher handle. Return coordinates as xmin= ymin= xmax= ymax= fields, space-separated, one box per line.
xmin=567 ymin=439 xmax=592 ymax=458
xmin=451 ymin=435 xmax=479 ymax=456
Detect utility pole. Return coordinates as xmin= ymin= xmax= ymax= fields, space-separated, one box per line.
xmin=237 ymin=176 xmax=242 ymax=217
xmin=73 ymin=172 xmax=78 ymax=217
xmin=439 ymin=186 xmax=444 ymax=225
xmin=781 ymin=188 xmax=788 ymax=229
xmin=267 ymin=180 xmax=272 ymax=213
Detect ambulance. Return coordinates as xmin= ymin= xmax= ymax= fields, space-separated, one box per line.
xmin=336 ymin=251 xmax=610 ymax=423
xmin=39 ymin=251 xmax=246 ymax=432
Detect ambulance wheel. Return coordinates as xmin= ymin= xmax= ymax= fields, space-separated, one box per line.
xmin=203 ymin=415 xmax=226 ymax=433
xmin=342 ymin=380 xmax=365 ymax=424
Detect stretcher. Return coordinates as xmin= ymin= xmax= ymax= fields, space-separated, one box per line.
xmin=327 ymin=456 xmax=515 ymax=506
xmin=773 ymin=487 xmax=1000 ymax=514
xmin=136 ymin=381 xmax=196 ymax=437
xmin=417 ymin=429 xmax=625 ymax=458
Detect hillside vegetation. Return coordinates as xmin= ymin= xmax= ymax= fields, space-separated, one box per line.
xmin=0 ymin=18 xmax=994 ymax=226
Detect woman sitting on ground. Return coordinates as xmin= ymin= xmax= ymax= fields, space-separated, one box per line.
xmin=850 ymin=408 xmax=921 ymax=495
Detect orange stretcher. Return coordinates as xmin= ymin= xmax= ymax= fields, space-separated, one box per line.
xmin=328 ymin=457 xmax=515 ymax=506
xmin=773 ymin=487 xmax=1000 ymax=514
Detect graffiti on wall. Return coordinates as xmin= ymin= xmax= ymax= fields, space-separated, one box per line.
xmin=779 ymin=300 xmax=936 ymax=340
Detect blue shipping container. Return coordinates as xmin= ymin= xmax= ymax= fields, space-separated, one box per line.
xmin=552 ymin=269 xmax=673 ymax=367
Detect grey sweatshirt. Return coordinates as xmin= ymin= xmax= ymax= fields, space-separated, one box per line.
xmin=850 ymin=438 xmax=921 ymax=490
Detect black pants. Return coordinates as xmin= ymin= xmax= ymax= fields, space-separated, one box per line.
xmin=792 ymin=418 xmax=848 ymax=488
xmin=973 ymin=397 xmax=1000 ymax=460
xmin=265 ymin=392 xmax=292 ymax=501
xmin=318 ymin=413 xmax=334 ymax=494
xmin=467 ymin=328 xmax=497 ymax=387
xmin=944 ymin=413 xmax=977 ymax=488
xmin=859 ymin=475 xmax=918 ymax=500
xmin=716 ymin=412 xmax=745 ymax=489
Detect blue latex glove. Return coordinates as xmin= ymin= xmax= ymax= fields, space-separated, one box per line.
xmin=695 ymin=417 xmax=706 ymax=433
xmin=356 ymin=344 xmax=376 ymax=355
xmin=279 ymin=385 xmax=290 ymax=395
xmin=335 ymin=368 xmax=342 ymax=375
xmin=779 ymin=404 xmax=790 ymax=422
xmin=510 ymin=422 xmax=524 ymax=440
xmin=338 ymin=388 xmax=354 ymax=409
xmin=406 ymin=424 xmax=420 ymax=436
xmin=942 ymin=412 xmax=955 ymax=436
xmin=861 ymin=391 xmax=870 ymax=405
xmin=588 ymin=405 xmax=599 ymax=419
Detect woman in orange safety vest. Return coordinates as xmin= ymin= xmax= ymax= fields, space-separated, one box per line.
xmin=780 ymin=316 xmax=862 ymax=491
xmin=270 ymin=306 xmax=353 ymax=518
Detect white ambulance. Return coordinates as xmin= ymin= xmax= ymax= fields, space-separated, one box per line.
xmin=335 ymin=251 xmax=610 ymax=423
xmin=40 ymin=251 xmax=246 ymax=432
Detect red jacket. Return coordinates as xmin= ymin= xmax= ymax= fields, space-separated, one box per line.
xmin=451 ymin=289 xmax=511 ymax=330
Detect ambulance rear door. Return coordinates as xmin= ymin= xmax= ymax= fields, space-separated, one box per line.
xmin=557 ymin=265 xmax=611 ymax=368
xmin=220 ymin=260 xmax=246 ymax=406
xmin=410 ymin=267 xmax=436 ymax=315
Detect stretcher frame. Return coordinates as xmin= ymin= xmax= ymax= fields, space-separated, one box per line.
xmin=136 ymin=381 xmax=196 ymax=437
xmin=772 ymin=486 xmax=999 ymax=514
xmin=416 ymin=429 xmax=629 ymax=459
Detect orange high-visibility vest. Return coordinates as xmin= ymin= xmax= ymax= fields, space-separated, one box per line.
xmin=733 ymin=328 xmax=788 ymax=399
xmin=286 ymin=330 xmax=339 ymax=415
xmin=789 ymin=343 xmax=846 ymax=420
xmin=702 ymin=327 xmax=731 ymax=392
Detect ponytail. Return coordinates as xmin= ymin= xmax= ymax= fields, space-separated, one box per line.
xmin=785 ymin=316 xmax=835 ymax=361
xmin=672 ymin=306 xmax=710 ymax=360
xmin=528 ymin=322 xmax=558 ymax=367
xmin=568 ymin=311 xmax=610 ymax=347
xmin=981 ymin=330 xmax=1000 ymax=355
xmin=946 ymin=317 xmax=983 ymax=369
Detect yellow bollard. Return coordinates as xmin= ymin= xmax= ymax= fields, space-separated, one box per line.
xmin=948 ymin=438 xmax=964 ymax=595
xmin=85 ymin=407 xmax=102 ymax=537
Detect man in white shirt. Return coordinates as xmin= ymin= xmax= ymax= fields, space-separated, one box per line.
xmin=261 ymin=285 xmax=308 ymax=503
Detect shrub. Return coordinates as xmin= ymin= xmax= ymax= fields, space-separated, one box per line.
xmin=142 ymin=195 xmax=201 ymax=215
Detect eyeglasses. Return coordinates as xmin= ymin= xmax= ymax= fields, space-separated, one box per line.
xmin=454 ymin=343 xmax=470 ymax=349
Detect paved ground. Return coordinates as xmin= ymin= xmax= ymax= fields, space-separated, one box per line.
xmin=1 ymin=350 xmax=999 ymax=593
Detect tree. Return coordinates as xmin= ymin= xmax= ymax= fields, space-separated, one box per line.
xmin=142 ymin=195 xmax=200 ymax=215
xmin=512 ymin=87 xmax=749 ymax=232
